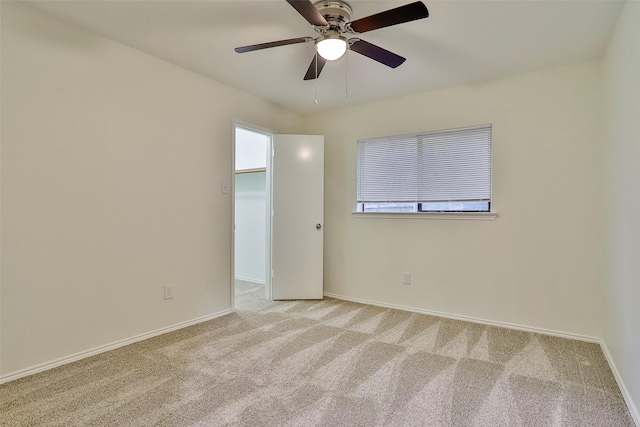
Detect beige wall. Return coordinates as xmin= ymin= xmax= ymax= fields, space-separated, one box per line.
xmin=303 ymin=60 xmax=604 ymax=338
xmin=603 ymin=0 xmax=640 ymax=421
xmin=0 ymin=2 xmax=301 ymax=377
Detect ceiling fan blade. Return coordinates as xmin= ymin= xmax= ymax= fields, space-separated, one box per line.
xmin=235 ymin=37 xmax=311 ymax=53
xmin=304 ymin=53 xmax=327 ymax=80
xmin=348 ymin=1 xmax=428 ymax=34
xmin=349 ymin=39 xmax=406 ymax=68
xmin=286 ymin=0 xmax=329 ymax=27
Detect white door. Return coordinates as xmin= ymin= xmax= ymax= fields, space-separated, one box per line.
xmin=271 ymin=134 xmax=324 ymax=300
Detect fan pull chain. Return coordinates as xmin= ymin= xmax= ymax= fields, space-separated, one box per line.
xmin=345 ymin=48 xmax=349 ymax=98
xmin=314 ymin=54 xmax=319 ymax=105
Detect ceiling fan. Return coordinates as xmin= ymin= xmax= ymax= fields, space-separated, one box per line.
xmin=235 ymin=0 xmax=429 ymax=80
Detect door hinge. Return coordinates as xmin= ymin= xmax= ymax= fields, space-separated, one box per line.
xmin=271 ymin=269 xmax=274 ymax=278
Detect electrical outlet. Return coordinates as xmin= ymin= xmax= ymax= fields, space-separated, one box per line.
xmin=164 ymin=285 xmax=174 ymax=300
xmin=402 ymin=273 xmax=411 ymax=285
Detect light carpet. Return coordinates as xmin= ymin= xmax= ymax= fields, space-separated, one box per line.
xmin=0 ymin=280 xmax=634 ymax=426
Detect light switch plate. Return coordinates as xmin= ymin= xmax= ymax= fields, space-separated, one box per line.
xmin=402 ymin=273 xmax=411 ymax=285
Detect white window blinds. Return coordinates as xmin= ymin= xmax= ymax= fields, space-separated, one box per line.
xmin=357 ymin=125 xmax=492 ymax=204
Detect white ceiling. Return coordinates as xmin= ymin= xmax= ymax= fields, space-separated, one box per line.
xmin=27 ymin=0 xmax=624 ymax=114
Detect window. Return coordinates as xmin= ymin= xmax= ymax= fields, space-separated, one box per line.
xmin=356 ymin=125 xmax=492 ymax=213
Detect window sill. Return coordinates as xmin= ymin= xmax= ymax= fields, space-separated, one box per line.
xmin=352 ymin=212 xmax=499 ymax=220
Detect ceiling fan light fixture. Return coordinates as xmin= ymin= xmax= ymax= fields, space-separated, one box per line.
xmin=316 ymin=35 xmax=348 ymax=61
xmin=235 ymin=0 xmax=430 ymax=80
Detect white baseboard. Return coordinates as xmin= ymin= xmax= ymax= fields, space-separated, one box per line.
xmin=325 ymin=291 xmax=639 ymax=425
xmin=323 ymin=292 xmax=600 ymax=343
xmin=0 ymin=309 xmax=233 ymax=385
xmin=234 ymin=276 xmax=265 ymax=285
xmin=599 ymin=341 xmax=640 ymax=426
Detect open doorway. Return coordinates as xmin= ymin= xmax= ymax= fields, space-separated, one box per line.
xmin=233 ymin=125 xmax=272 ymax=310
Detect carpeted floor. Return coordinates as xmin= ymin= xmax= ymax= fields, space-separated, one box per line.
xmin=0 ymin=280 xmax=634 ymax=426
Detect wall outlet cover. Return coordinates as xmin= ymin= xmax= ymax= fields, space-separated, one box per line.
xmin=164 ymin=285 xmax=174 ymax=300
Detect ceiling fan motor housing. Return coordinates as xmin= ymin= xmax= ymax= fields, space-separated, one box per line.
xmin=313 ymin=0 xmax=352 ymax=30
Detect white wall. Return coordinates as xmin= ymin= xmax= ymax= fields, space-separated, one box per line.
xmin=303 ymin=60 xmax=604 ymax=338
xmin=602 ymin=0 xmax=640 ymax=422
xmin=234 ymin=172 xmax=267 ymax=283
xmin=0 ymin=2 xmax=301 ymax=378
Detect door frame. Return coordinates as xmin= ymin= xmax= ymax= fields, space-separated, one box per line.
xmin=231 ymin=121 xmax=274 ymax=310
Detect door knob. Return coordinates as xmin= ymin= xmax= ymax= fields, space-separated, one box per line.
xmin=316 ymin=223 xmax=322 ymax=230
